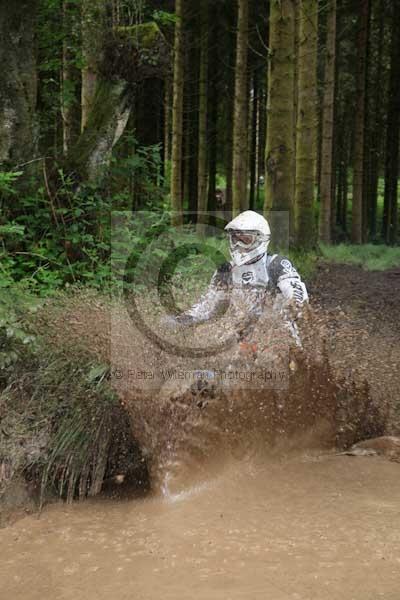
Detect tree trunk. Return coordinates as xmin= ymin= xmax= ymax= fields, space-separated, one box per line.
xmin=0 ymin=0 xmax=38 ymax=167
xmin=67 ymin=80 xmax=132 ymax=182
xmin=330 ymin=47 xmax=340 ymax=240
xmin=163 ymin=79 xmax=171 ymax=168
xmin=232 ymin=0 xmax=249 ymax=216
xmin=366 ymin=0 xmax=384 ymax=240
xmin=383 ymin=0 xmax=400 ymax=245
xmin=336 ymin=156 xmax=343 ymax=229
xmin=81 ymin=0 xmax=107 ymax=131
xmin=197 ymin=0 xmax=209 ymax=229
xmin=62 ymin=1 xmax=80 ymax=155
xmin=293 ymin=0 xmax=300 ymax=192
xmin=319 ymin=0 xmax=337 ymax=244
xmin=249 ymin=72 xmax=259 ymax=210
xmin=264 ymin=0 xmax=296 ymax=222
xmin=184 ymin=25 xmax=199 ymax=217
xmin=207 ymin=7 xmax=219 ymax=224
xmin=351 ymin=0 xmax=369 ymax=244
xmin=65 ymin=22 xmax=168 ymax=183
xmin=224 ymin=58 xmax=235 ymax=219
xmin=295 ymin=0 xmax=318 ymax=249
xmin=225 ymin=90 xmax=234 ymax=218
xmin=170 ymin=0 xmax=185 ymax=223
xmin=207 ymin=82 xmax=218 ymax=220
xmin=341 ymin=143 xmax=349 ymax=233
xmin=362 ymin=8 xmax=372 ymax=243
xmin=257 ymin=83 xmax=267 ymax=206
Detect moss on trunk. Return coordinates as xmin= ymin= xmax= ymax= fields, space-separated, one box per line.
xmin=67 ymin=80 xmax=132 ymax=182
xmin=81 ymin=0 xmax=107 ymax=130
xmin=264 ymin=1 xmax=296 ymax=219
xmin=295 ymin=0 xmax=318 ymax=249
xmin=66 ymin=21 xmax=169 ymax=183
xmin=319 ymin=0 xmax=337 ymax=245
xmin=170 ymin=0 xmax=185 ymax=223
xmin=117 ymin=22 xmax=163 ymax=48
xmin=232 ymin=0 xmax=249 ymax=216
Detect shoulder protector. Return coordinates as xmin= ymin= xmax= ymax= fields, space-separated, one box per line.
xmin=267 ymin=255 xmax=300 ymax=287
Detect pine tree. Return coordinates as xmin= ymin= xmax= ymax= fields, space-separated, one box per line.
xmin=163 ymin=80 xmax=171 ymax=167
xmin=207 ymin=4 xmax=219 ymax=221
xmin=170 ymin=0 xmax=185 ymax=223
xmin=264 ymin=0 xmax=296 ymax=222
xmin=62 ymin=1 xmax=80 ymax=154
xmin=383 ymin=0 xmax=400 ymax=245
xmin=295 ymin=0 xmax=318 ymax=248
xmin=351 ymin=0 xmax=370 ymax=244
xmin=81 ymin=0 xmax=106 ymax=130
xmin=249 ymin=72 xmax=259 ymax=210
xmin=319 ymin=0 xmax=337 ymax=244
xmin=197 ymin=0 xmax=209 ymax=227
xmin=232 ymin=0 xmax=249 ymax=216
xmin=366 ymin=0 xmax=384 ymax=240
xmin=0 ymin=0 xmax=38 ymax=166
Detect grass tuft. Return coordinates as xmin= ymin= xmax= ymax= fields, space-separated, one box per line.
xmin=0 ymin=290 xmax=142 ymax=508
xmin=320 ymin=243 xmax=400 ymax=271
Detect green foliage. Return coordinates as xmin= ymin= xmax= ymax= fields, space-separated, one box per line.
xmin=152 ymin=9 xmax=178 ymax=26
xmin=111 ymin=134 xmax=165 ymax=207
xmin=320 ymin=243 xmax=400 ymax=271
xmin=0 ymin=133 xmax=166 ymax=294
xmin=0 ymin=286 xmax=39 ymax=374
xmin=287 ymin=249 xmax=318 ymax=280
xmin=1 ymin=172 xmax=111 ymax=293
xmin=115 ymin=215 xmax=229 ymax=298
xmin=0 ymin=171 xmax=23 ymax=196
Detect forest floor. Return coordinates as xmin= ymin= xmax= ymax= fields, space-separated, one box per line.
xmin=310 ymin=262 xmax=400 ymax=435
xmin=311 ymin=261 xmax=400 ymax=320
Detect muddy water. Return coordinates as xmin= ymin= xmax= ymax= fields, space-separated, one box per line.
xmin=2 ymin=453 xmax=400 ymax=600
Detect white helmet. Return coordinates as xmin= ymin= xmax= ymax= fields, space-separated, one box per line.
xmin=225 ymin=210 xmax=271 ymax=266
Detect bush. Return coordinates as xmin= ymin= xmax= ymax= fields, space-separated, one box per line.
xmin=0 ymin=135 xmax=166 ymax=295
xmin=0 ymin=285 xmax=39 ymax=376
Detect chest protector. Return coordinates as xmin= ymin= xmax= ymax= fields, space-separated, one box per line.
xmin=231 ymin=253 xmax=276 ymax=289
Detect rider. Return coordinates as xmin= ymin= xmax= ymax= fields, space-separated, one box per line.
xmin=170 ymin=211 xmax=308 ymax=345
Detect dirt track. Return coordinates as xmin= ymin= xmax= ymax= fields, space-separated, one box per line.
xmin=311 ymin=263 xmax=400 ymax=323
xmin=310 ymin=263 xmax=400 ymax=436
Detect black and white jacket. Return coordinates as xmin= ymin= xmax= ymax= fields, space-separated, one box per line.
xmin=176 ymin=253 xmax=308 ymax=327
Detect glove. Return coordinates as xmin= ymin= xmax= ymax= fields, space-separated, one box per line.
xmin=290 ymin=280 xmax=308 ymax=305
xmin=278 ymin=277 xmax=308 ymax=306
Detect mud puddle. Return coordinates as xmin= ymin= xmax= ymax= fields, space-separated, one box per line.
xmin=1 ymin=453 xmax=400 ymax=600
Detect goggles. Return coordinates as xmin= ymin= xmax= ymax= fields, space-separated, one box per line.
xmin=229 ymin=231 xmax=259 ymax=248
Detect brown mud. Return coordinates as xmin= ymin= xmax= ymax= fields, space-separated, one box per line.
xmin=311 ymin=263 xmax=400 ymax=434
xmin=1 ymin=454 xmax=400 ymax=600
xmin=36 ymin=263 xmax=400 ymax=494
